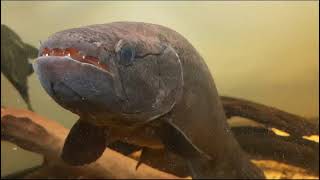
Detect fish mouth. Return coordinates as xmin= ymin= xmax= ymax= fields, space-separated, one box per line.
xmin=36 ymin=55 xmax=112 ymax=77
xmin=38 ymin=47 xmax=109 ymax=73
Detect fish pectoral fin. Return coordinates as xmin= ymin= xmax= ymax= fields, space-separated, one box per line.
xmin=158 ymin=120 xmax=215 ymax=178
xmin=61 ymin=120 xmax=108 ymax=166
xmin=159 ymin=120 xmax=210 ymax=159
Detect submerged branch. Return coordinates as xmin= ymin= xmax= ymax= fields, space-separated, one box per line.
xmin=1 ymin=107 xmax=182 ymax=179
xmin=232 ymin=127 xmax=319 ymax=175
xmin=221 ymin=96 xmax=319 ymax=137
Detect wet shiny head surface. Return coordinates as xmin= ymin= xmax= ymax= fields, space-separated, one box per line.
xmin=34 ymin=22 xmax=184 ymax=127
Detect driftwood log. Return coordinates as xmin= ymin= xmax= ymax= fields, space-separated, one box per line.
xmin=1 ymin=96 xmax=319 ymax=178
xmin=222 ymin=96 xmax=319 ymax=175
xmin=1 ymin=107 xmax=183 ymax=179
xmin=221 ymin=96 xmax=319 ymax=136
xmin=232 ymin=127 xmax=319 ymax=174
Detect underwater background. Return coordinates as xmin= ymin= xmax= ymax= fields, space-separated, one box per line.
xmin=1 ymin=1 xmax=319 ymax=177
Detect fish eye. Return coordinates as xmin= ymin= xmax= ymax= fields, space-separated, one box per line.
xmin=119 ymin=44 xmax=135 ymax=66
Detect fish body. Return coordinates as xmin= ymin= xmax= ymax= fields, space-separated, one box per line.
xmin=33 ymin=22 xmax=265 ymax=179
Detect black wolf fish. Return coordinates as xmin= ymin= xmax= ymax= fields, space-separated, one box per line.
xmin=33 ymin=22 xmax=265 ymax=179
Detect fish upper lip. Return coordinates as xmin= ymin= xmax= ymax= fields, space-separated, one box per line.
xmin=36 ymin=55 xmax=114 ymax=77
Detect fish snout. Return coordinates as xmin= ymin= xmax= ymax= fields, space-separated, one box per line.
xmin=33 ymin=56 xmax=121 ymax=115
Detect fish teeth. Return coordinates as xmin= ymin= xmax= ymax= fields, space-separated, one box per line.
xmin=45 ymin=54 xmax=48 ymax=56
xmin=82 ymin=56 xmax=85 ymax=59
xmin=67 ymin=53 xmax=71 ymax=56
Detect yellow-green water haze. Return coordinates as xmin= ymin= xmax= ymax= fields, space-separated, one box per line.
xmin=1 ymin=1 xmax=319 ymax=176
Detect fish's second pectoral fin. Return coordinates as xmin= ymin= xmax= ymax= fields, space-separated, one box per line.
xmin=158 ymin=120 xmax=210 ymax=159
xmin=157 ymin=120 xmax=216 ymax=178
xmin=61 ymin=120 xmax=108 ymax=166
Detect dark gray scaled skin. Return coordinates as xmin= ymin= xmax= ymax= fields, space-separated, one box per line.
xmin=33 ymin=22 xmax=265 ymax=179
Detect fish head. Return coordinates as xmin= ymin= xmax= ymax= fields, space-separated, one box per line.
xmin=33 ymin=24 xmax=183 ymax=127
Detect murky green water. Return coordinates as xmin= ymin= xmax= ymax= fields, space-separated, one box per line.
xmin=1 ymin=1 xmax=318 ymax=177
